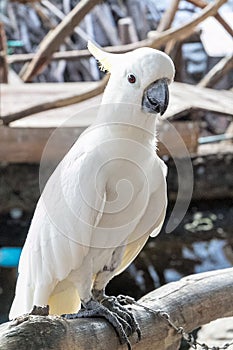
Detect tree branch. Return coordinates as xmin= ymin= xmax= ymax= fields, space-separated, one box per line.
xmin=156 ymin=0 xmax=180 ymax=32
xmin=1 ymin=75 xmax=108 ymax=125
xmin=21 ymin=0 xmax=102 ymax=82
xmin=187 ymin=0 xmax=233 ymax=37
xmin=198 ymin=55 xmax=233 ymax=88
xmin=20 ymin=0 xmax=227 ymax=81
xmin=0 ymin=268 xmax=232 ymax=350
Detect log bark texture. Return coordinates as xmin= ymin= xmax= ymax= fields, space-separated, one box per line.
xmin=0 ymin=268 xmax=232 ymax=350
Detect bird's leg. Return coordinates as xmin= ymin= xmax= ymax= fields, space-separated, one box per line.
xmin=89 ymin=251 xmax=141 ymax=345
xmin=62 ymin=248 xmax=140 ymax=348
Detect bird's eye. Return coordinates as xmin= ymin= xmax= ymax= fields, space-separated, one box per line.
xmin=127 ymin=73 xmax=136 ymax=84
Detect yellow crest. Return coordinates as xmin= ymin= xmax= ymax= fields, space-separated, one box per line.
xmin=88 ymin=41 xmax=114 ymax=73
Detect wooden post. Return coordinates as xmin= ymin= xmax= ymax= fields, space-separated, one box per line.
xmin=118 ymin=17 xmax=139 ymax=45
xmin=0 ymin=23 xmax=8 ymax=83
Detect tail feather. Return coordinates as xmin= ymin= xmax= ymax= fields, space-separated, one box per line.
xmin=9 ymin=278 xmax=80 ymax=319
xmin=9 ymin=281 xmax=34 ymax=320
xmin=49 ymin=285 xmax=81 ymax=315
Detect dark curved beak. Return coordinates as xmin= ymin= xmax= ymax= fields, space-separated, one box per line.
xmin=142 ymin=78 xmax=169 ymax=116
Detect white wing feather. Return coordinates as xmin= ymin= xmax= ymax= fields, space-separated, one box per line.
xmin=9 ymin=139 xmax=107 ymax=319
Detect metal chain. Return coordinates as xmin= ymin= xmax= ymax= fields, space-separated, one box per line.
xmin=118 ymin=296 xmax=233 ymax=350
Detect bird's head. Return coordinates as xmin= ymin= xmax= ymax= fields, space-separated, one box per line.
xmin=88 ymin=41 xmax=175 ymax=116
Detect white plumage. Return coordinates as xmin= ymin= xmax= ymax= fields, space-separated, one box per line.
xmin=9 ymin=42 xmax=175 ymax=321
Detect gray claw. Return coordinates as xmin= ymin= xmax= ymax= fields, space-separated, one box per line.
xmin=101 ymin=295 xmax=141 ymax=341
xmin=62 ymin=300 xmax=132 ymax=347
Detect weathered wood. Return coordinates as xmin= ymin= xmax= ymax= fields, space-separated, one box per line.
xmin=0 ymin=121 xmax=198 ymax=163
xmin=118 ymin=17 xmax=139 ymax=45
xmin=0 ymin=126 xmax=85 ymax=163
xmin=1 ymin=81 xmax=233 ymax=164
xmin=21 ymin=0 xmax=102 ymax=82
xmin=0 ymin=268 xmax=232 ymax=350
xmin=7 ymin=49 xmax=90 ymax=64
xmin=0 ymin=23 xmax=8 ymax=83
xmin=148 ymin=0 xmax=227 ymax=48
xmin=8 ymin=67 xmax=23 ymax=85
xmin=41 ymin=0 xmax=90 ymax=43
xmin=167 ymin=82 xmax=233 ymax=118
xmin=20 ymin=0 xmax=227 ymax=81
xmin=158 ymin=121 xmax=199 ymax=156
xmin=1 ymin=76 xmax=108 ymax=125
xmin=9 ymin=0 xmax=39 ymax=3
xmin=94 ymin=4 xmax=120 ymax=46
xmin=223 ymin=121 xmax=233 ymax=145
xmin=0 ymin=81 xmax=101 ymax=121
xmin=6 ymin=32 xmax=202 ymax=65
xmin=31 ymin=2 xmax=56 ymax=30
xmin=0 ymin=145 xmax=232 ymax=215
xmin=187 ymin=0 xmax=233 ymax=37
xmin=1 ymin=82 xmax=233 ymax=124
xmin=156 ymin=0 xmax=180 ymax=32
xmin=157 ymin=0 xmax=180 ymax=56
xmin=198 ymin=55 xmax=233 ymax=88
xmin=168 ymin=145 xmax=233 ymax=200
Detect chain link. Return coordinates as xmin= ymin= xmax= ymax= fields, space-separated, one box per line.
xmin=118 ymin=295 xmax=233 ymax=350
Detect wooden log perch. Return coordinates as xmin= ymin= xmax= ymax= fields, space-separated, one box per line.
xmin=0 ymin=268 xmax=233 ymax=350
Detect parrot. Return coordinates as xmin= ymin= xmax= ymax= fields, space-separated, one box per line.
xmin=9 ymin=41 xmax=175 ymax=348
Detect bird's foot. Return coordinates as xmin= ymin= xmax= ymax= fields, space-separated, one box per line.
xmin=117 ymin=294 xmax=136 ymax=306
xmin=11 ymin=305 xmax=49 ymax=326
xmin=62 ymin=299 xmax=139 ymax=349
xmin=29 ymin=305 xmax=50 ymax=316
xmin=101 ymin=295 xmax=141 ymax=341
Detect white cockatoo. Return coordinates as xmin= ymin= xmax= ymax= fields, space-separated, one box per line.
xmin=9 ymin=41 xmax=175 ymax=347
